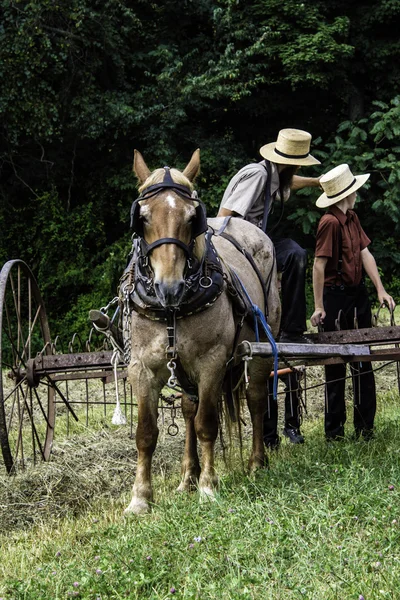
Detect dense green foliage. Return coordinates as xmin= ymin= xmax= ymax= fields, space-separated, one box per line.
xmin=1 ymin=0 xmax=400 ymax=337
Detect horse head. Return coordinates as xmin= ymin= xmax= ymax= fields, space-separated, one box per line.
xmin=132 ymin=149 xmax=206 ymax=308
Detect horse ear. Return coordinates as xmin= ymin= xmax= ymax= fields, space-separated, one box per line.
xmin=133 ymin=150 xmax=151 ymax=184
xmin=182 ymin=148 xmax=200 ymax=182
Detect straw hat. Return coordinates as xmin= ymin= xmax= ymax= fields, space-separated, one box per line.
xmin=316 ymin=164 xmax=370 ymax=208
xmin=259 ymin=128 xmax=320 ymax=166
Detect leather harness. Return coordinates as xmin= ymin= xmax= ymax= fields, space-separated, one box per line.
xmin=120 ymin=170 xmax=274 ymax=402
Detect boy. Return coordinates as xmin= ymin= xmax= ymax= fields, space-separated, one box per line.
xmin=311 ymin=164 xmax=395 ymax=440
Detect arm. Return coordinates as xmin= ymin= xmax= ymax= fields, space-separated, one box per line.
xmin=310 ymin=256 xmax=328 ymax=327
xmin=217 ymin=207 xmax=241 ymax=218
xmin=218 ymin=166 xmax=267 ymax=218
xmin=361 ymin=247 xmax=396 ymax=309
xmin=291 ymin=174 xmax=321 ymax=191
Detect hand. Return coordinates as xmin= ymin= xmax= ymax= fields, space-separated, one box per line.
xmin=311 ymin=308 xmax=326 ymax=327
xmin=379 ymin=292 xmax=396 ymax=312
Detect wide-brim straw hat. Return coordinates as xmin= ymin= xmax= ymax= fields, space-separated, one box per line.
xmin=316 ymin=164 xmax=370 ymax=208
xmin=259 ymin=128 xmax=320 ymax=166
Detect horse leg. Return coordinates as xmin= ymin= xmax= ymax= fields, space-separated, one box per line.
xmin=125 ymin=366 xmax=160 ymax=515
xmin=246 ymin=357 xmax=272 ymax=471
xmin=177 ymin=394 xmax=201 ymax=493
xmin=195 ymin=381 xmax=221 ymax=502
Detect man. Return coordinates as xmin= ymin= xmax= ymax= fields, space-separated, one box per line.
xmin=218 ymin=128 xmax=320 ymax=343
xmin=264 ymin=370 xmax=305 ymax=448
xmin=217 ymin=128 xmax=321 ymax=447
xmin=310 ymin=163 xmax=395 ymax=441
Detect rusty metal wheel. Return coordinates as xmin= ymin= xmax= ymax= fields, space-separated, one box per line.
xmin=0 ymin=260 xmax=55 ymax=474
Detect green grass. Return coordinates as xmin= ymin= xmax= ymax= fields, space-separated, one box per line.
xmin=1 ymin=391 xmax=400 ymax=600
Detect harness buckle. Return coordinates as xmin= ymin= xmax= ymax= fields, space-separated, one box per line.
xmin=139 ymin=255 xmax=149 ymax=268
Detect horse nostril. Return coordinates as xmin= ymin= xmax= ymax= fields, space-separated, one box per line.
xmin=154 ymin=280 xmax=185 ymax=307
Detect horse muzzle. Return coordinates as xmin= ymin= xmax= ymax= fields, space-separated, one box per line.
xmin=154 ymin=279 xmax=186 ymax=308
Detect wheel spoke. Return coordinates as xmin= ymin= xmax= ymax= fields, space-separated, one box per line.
xmin=33 ymin=386 xmax=54 ymax=430
xmin=25 ymin=389 xmax=45 ymax=462
xmin=4 ymin=299 xmax=24 ymax=369
xmin=12 ymin=387 xmax=26 ymax=467
xmin=20 ymin=304 xmax=42 ymax=365
xmin=4 ymin=323 xmax=27 ymax=369
xmin=9 ymin=272 xmax=27 ymax=362
xmin=8 ymin=382 xmax=45 ymax=464
xmin=2 ymin=375 xmax=27 ymax=404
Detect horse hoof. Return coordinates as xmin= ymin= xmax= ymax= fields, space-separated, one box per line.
xmin=199 ymin=487 xmax=217 ymax=503
xmin=124 ymin=498 xmax=150 ymax=515
xmin=249 ymin=454 xmax=269 ymax=472
xmin=177 ymin=477 xmax=198 ymax=493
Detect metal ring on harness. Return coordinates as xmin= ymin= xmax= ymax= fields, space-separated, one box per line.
xmin=200 ymin=276 xmax=213 ymax=288
xmin=167 ymin=423 xmax=179 ymax=436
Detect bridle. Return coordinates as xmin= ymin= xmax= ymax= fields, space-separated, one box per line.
xmin=123 ymin=167 xmax=222 ymax=400
xmin=130 ymin=166 xmax=207 ymax=262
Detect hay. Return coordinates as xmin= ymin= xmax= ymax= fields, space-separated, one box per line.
xmin=0 ymin=423 xmax=186 ymax=531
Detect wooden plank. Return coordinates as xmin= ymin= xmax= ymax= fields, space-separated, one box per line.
xmin=305 ymin=347 xmax=400 ymax=366
xmin=49 ymin=369 xmax=126 ymax=382
xmin=304 ymin=325 xmax=400 ymax=346
xmin=33 ymin=351 xmax=121 ymax=372
xmin=236 ymin=341 xmax=371 ymax=359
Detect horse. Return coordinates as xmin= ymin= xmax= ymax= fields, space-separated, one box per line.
xmin=121 ymin=149 xmax=280 ymax=514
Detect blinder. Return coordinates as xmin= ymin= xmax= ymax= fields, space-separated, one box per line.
xmin=130 ymin=166 xmax=207 ymax=240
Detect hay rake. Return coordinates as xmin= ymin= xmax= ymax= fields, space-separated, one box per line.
xmin=0 ymin=260 xmax=139 ymax=474
xmin=1 ymin=259 xmax=400 ymax=474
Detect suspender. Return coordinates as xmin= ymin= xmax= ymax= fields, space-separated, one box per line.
xmin=335 ymin=220 xmax=344 ymax=288
xmin=261 ymin=160 xmax=272 ymax=233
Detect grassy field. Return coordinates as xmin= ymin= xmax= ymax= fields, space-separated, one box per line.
xmin=1 ymin=307 xmax=400 ymax=599
xmin=1 ymin=384 xmax=400 ymax=599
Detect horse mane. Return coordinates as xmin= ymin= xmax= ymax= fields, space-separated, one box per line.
xmin=138 ymin=168 xmax=205 ymax=262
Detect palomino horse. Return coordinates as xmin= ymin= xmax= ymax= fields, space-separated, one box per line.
xmin=122 ymin=149 xmax=280 ymax=514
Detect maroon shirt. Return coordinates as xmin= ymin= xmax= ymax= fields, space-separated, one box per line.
xmin=315 ymin=205 xmax=371 ymax=286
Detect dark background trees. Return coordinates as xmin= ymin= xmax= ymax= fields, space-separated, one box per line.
xmin=1 ymin=0 xmax=400 ymax=337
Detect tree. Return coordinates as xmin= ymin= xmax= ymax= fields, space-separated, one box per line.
xmin=1 ymin=0 xmax=400 ymax=337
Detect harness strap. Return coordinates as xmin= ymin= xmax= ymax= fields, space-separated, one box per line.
xmin=215 ymin=215 xmax=232 ymax=236
xmin=165 ymin=309 xmax=199 ymax=400
xmin=142 ymin=237 xmax=195 ymax=257
xmin=232 ymin=270 xmax=279 ymax=400
xmin=166 ymin=309 xmax=177 ymax=356
xmin=216 ymin=231 xmax=271 ymax=318
xmin=138 ymin=167 xmax=194 ymax=201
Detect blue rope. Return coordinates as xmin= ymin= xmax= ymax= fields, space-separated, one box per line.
xmin=234 ymin=271 xmax=279 ymax=400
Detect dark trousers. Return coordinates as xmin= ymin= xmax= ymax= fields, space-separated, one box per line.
xmin=263 ymin=372 xmax=302 ymax=443
xmin=272 ymin=238 xmax=307 ymax=334
xmin=323 ymin=284 xmax=376 ymax=438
